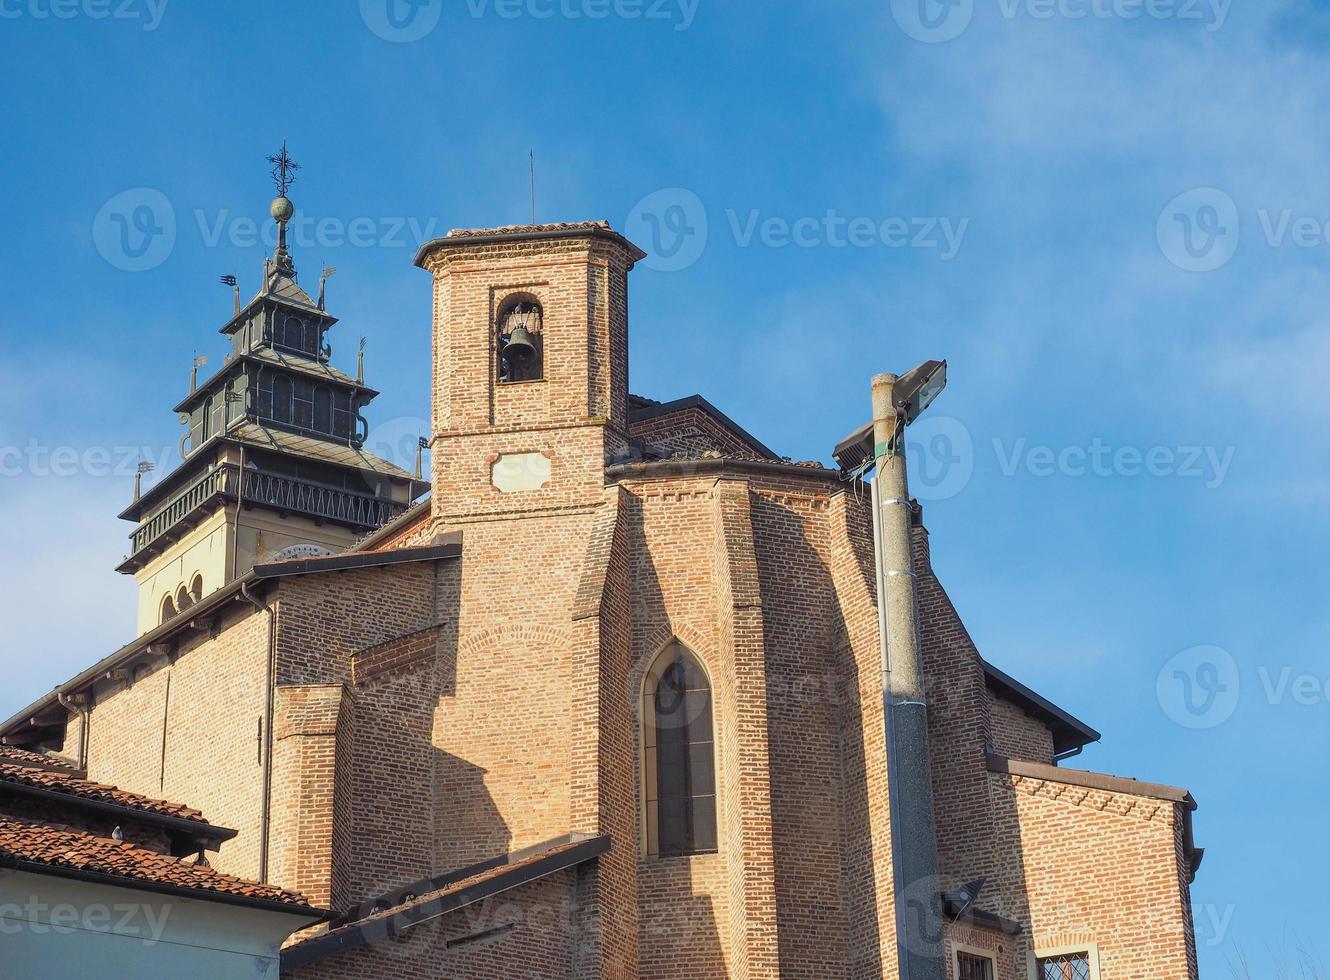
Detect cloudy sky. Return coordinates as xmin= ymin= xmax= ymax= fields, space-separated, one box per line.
xmin=1 ymin=0 xmax=1326 ymax=971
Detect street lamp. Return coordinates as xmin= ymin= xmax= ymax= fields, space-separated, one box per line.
xmin=835 ymin=359 xmax=948 ymax=980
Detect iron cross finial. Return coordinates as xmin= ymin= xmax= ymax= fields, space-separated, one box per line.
xmin=266 ymin=140 xmax=300 ymax=197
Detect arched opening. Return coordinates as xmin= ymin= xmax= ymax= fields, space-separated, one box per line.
xmin=175 ymin=584 xmax=195 ymax=613
xmin=189 ymin=574 xmax=204 ymax=603
xmin=160 ymin=593 xmax=177 ymax=625
xmin=497 ymin=297 xmax=543 ymax=384
xmin=642 ymin=642 xmax=717 ymax=858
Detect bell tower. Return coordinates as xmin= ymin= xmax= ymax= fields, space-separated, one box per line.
xmin=413 ymin=222 xmax=646 ymax=522
xmin=117 ymin=146 xmax=427 ymax=634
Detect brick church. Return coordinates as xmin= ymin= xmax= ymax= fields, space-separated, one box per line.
xmin=1 ymin=169 xmax=1203 ymax=978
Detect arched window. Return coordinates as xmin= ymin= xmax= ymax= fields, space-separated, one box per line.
xmin=176 ymin=584 xmax=195 ymax=613
xmin=497 ymin=298 xmax=543 ymax=384
xmin=280 ymin=315 xmax=307 ymax=352
xmin=643 ymin=643 xmax=717 ymax=858
xmin=189 ymin=574 xmax=204 ymax=603
xmin=160 ymin=594 xmax=177 ymax=624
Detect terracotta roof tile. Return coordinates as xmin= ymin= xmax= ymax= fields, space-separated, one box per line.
xmin=445 ymin=220 xmax=612 ymax=238
xmin=0 ymin=763 xmax=208 ymax=825
xmin=0 ymin=746 xmax=76 ymax=770
xmin=0 ymin=817 xmax=313 ymax=909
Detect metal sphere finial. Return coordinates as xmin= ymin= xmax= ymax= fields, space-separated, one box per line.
xmin=270 ymin=196 xmax=294 ymax=222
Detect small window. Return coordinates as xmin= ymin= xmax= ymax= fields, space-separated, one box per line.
xmin=280 ymin=315 xmax=308 ymax=352
xmin=189 ymin=574 xmax=204 ymax=603
xmin=313 ymin=386 xmax=333 ymax=433
xmin=160 ymin=594 xmax=177 ymax=625
xmin=272 ymin=376 xmax=294 ymax=424
xmin=176 ymin=585 xmax=195 ymax=612
xmin=293 ymin=379 xmax=314 ymax=429
xmin=332 ymin=390 xmax=353 ymax=439
xmin=1037 ymin=953 xmax=1092 ymax=980
xmin=643 ymin=643 xmax=716 ymax=858
xmin=957 ymin=952 xmax=993 ymax=980
xmin=497 ymin=299 xmax=543 ymax=383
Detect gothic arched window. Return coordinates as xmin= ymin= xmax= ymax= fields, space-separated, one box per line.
xmin=497 ymin=299 xmax=543 ymax=384
xmin=160 ymin=594 xmax=177 ymax=625
xmin=643 ymin=643 xmax=717 ymax=858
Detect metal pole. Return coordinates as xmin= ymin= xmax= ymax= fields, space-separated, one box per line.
xmin=871 ymin=373 xmax=946 ymax=980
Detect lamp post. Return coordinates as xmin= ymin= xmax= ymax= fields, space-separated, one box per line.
xmin=838 ymin=360 xmax=948 ymax=980
xmin=874 ymin=362 xmax=947 ymax=980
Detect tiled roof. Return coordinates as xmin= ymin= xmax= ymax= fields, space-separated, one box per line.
xmin=0 ymin=746 xmax=76 ymax=770
xmin=0 ymin=816 xmax=313 ymax=909
xmin=445 ymin=220 xmax=613 ymax=238
xmin=228 ymin=422 xmax=418 ymax=481
xmin=0 ymin=763 xmax=208 ymax=825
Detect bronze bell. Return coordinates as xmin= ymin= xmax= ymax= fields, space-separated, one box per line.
xmin=504 ymin=325 xmax=537 ymax=363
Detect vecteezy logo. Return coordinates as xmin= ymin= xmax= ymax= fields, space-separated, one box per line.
xmin=1156 ymin=645 xmax=1240 ymax=730
xmin=904 ymin=416 xmax=974 ymax=501
xmin=1156 ymin=188 xmax=1240 ymax=273
xmin=360 ymin=0 xmax=443 ymax=43
xmin=92 ymin=188 xmax=176 ymax=272
xmin=890 ymin=0 xmax=973 ymax=43
xmin=625 ymin=188 xmax=709 ymax=273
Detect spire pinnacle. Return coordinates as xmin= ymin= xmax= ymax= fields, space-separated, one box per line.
xmin=267 ymin=140 xmax=300 ymax=198
xmin=265 ymin=141 xmax=300 ymax=279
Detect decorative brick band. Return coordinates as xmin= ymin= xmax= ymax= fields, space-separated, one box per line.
xmin=350 ymin=624 xmax=447 ymax=686
xmin=995 ymin=773 xmax=1174 ymax=826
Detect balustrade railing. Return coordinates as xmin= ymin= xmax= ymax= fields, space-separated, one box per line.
xmin=128 ymin=464 xmax=405 ymax=559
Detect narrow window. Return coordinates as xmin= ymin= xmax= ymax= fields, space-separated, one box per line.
xmin=332 ymin=390 xmax=353 ymax=439
xmin=160 ymin=594 xmax=177 ymax=625
xmin=497 ymin=299 xmax=543 ymax=384
xmin=643 ymin=643 xmax=716 ymax=858
xmin=313 ymin=386 xmax=333 ymax=434
xmin=189 ymin=574 xmax=204 ymax=603
xmin=957 ymin=952 xmax=994 ymax=980
xmin=280 ymin=315 xmax=306 ymax=352
xmin=1037 ymin=953 xmax=1092 ymax=980
xmin=293 ymin=379 xmax=314 ymax=430
xmin=272 ymin=376 xmax=293 ymax=424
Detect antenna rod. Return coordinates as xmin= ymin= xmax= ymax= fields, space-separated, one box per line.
xmin=530 ymin=151 xmax=536 ymax=225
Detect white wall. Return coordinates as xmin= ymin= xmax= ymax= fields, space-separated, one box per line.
xmin=0 ymin=869 xmax=320 ymax=979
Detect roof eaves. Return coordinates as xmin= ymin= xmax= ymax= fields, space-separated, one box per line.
xmin=981 ymin=660 xmax=1101 ymax=754
xmin=349 ymin=497 xmax=433 ymax=553
xmin=0 ymin=853 xmax=327 ymax=920
xmin=282 ymin=833 xmax=609 ymax=971
xmin=606 ymin=456 xmax=835 ymax=484
xmin=252 ymin=537 xmax=461 ymax=579
xmin=413 ymin=224 xmax=647 ymax=268
xmin=0 ymin=777 xmax=236 ymax=850
xmin=2 ymin=540 xmax=463 ymax=741
xmin=986 ymin=752 xmax=1194 ymax=805
xmin=629 ymin=394 xmax=781 ymax=461
xmin=987 ymin=751 xmax=1203 ymax=882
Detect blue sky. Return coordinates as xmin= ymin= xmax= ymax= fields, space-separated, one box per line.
xmin=1 ymin=0 xmax=1326 ymax=972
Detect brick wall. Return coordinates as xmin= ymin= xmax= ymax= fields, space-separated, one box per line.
xmin=82 ymin=602 xmax=270 ymax=881
xmin=297 ymin=869 xmax=581 ymax=980
xmin=988 ymin=773 xmax=1199 ymax=979
xmin=988 ymin=694 xmax=1056 ymax=765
